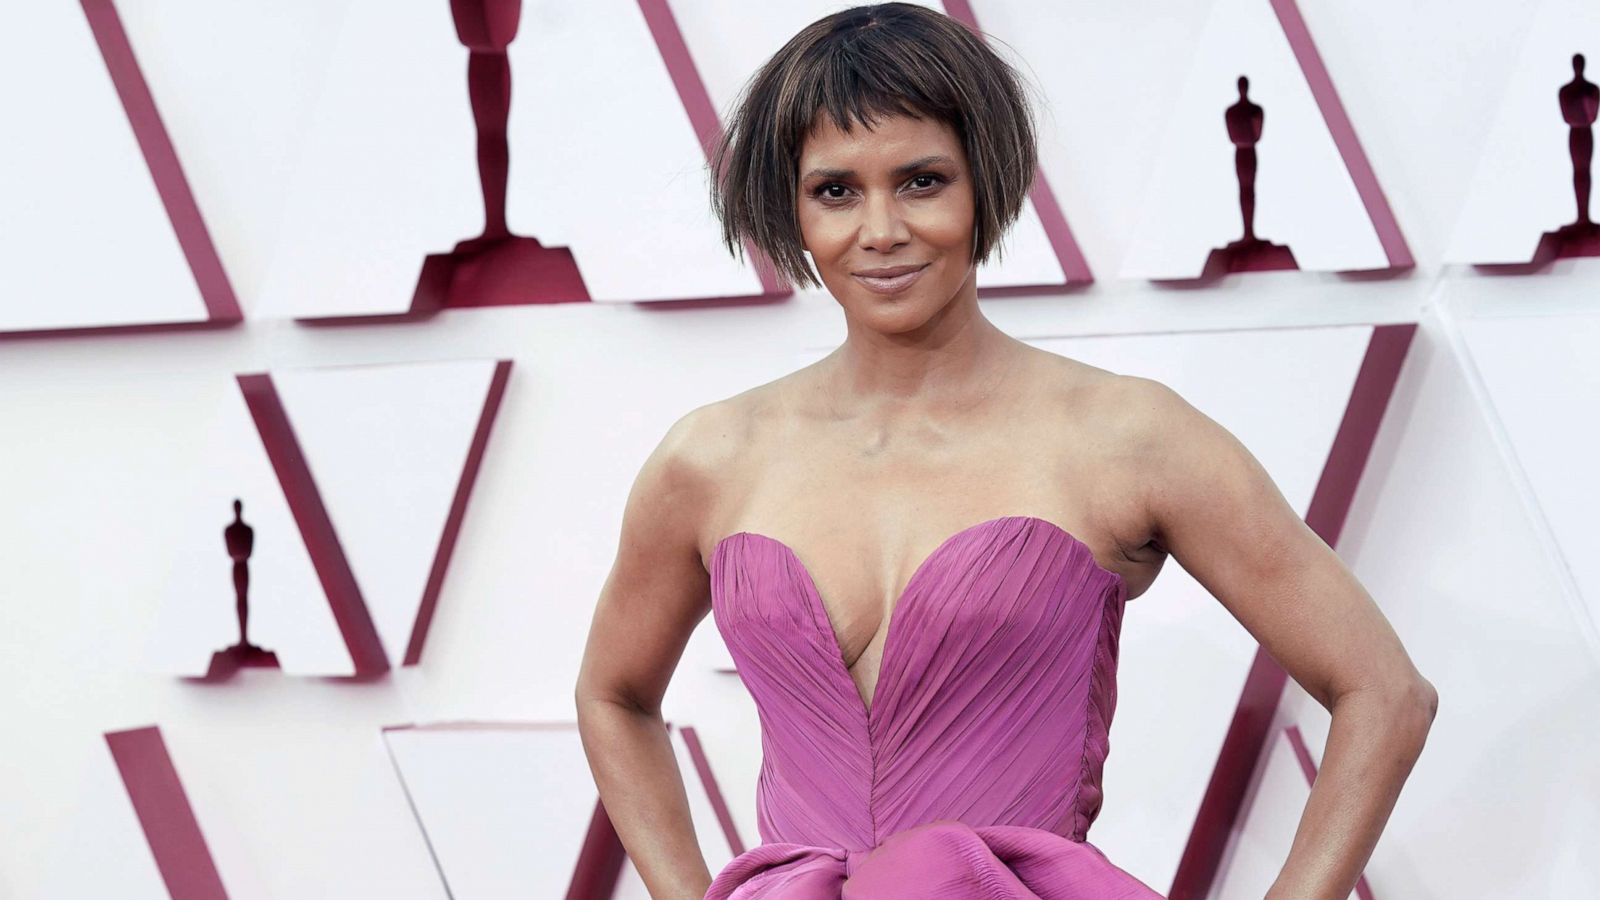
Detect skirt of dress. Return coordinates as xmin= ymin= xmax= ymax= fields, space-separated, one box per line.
xmin=704 ymin=819 xmax=1166 ymax=899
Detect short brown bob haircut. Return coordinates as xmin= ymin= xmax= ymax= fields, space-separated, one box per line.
xmin=708 ymin=2 xmax=1039 ymax=290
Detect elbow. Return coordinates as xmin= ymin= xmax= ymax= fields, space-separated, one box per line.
xmin=579 ymin=679 xmax=598 ymax=720
xmin=1417 ymin=676 xmax=1439 ymax=720
xmin=574 ymin=680 xmax=614 ymax=718
xmin=1376 ymin=671 xmax=1437 ymax=721
xmin=574 ymin=675 xmax=658 ymax=720
xmin=1402 ymin=677 xmax=1438 ymax=761
xmin=1406 ymin=675 xmax=1439 ymax=722
xmin=1355 ymin=677 xmax=1437 ymax=761
xmin=1343 ymin=675 xmax=1437 ymax=732
xmin=1392 ymin=676 xmax=1438 ymax=752
xmin=1331 ymin=672 xmax=1438 ymax=719
xmin=574 ymin=672 xmax=610 ymax=722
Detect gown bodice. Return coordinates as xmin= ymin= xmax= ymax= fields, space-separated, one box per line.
xmin=703 ymin=515 xmax=1164 ymax=898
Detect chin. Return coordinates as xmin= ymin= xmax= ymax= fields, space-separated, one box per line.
xmin=849 ymin=290 xmax=949 ymax=332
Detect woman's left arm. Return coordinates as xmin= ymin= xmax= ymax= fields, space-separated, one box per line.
xmin=1126 ymin=377 xmax=1438 ymax=900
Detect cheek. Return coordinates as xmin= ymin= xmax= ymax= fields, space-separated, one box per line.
xmin=918 ymin=207 xmax=971 ymax=250
xmin=927 ymin=190 xmax=976 ymax=248
xmin=798 ymin=212 xmax=851 ymax=259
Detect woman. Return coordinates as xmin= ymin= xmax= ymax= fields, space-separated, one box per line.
xmin=574 ymin=4 xmax=1437 ymax=898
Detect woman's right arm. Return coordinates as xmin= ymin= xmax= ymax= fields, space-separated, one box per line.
xmin=574 ymin=408 xmax=722 ymax=900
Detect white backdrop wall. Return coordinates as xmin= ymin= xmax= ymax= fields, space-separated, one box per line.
xmin=2 ymin=1 xmax=1598 ymax=897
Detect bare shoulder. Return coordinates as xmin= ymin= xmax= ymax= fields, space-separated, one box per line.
xmin=636 ymin=379 xmax=786 ymax=557
xmin=1086 ymin=368 xmax=1199 ymax=449
xmin=656 ymin=396 xmax=747 ymax=474
xmin=1023 ymin=348 xmax=1178 ymax=453
xmin=1072 ymin=369 xmax=1249 ymax=512
xmin=1013 ymin=342 xmax=1179 ymax=434
xmin=633 ymin=395 xmax=751 ymax=534
xmin=1091 ymin=370 xmax=1299 ymax=563
xmin=1094 ymin=372 xmax=1251 ymax=473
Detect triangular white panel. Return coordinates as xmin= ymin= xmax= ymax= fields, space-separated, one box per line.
xmin=146 ymin=379 xmax=354 ymax=676
xmin=1446 ymin=0 xmax=1600 ymax=264
xmin=113 ymin=0 xmax=353 ymax=309
xmin=26 ymin=738 xmax=170 ymax=899
xmin=1458 ymin=310 xmax=1600 ymax=636
xmin=259 ymin=0 xmax=479 ymax=318
xmin=272 ymin=359 xmax=503 ymax=665
xmin=0 ymin=2 xmax=204 ymax=331
xmin=385 ymin=723 xmax=734 ymax=897
xmin=503 ymin=0 xmax=768 ymax=301
xmin=1120 ymin=0 xmax=1387 ymax=278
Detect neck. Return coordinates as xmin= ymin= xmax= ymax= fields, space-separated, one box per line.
xmin=824 ymin=271 xmax=1015 ymax=411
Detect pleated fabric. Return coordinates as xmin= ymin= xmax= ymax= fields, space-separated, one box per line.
xmin=704 ymin=515 xmax=1163 ymax=898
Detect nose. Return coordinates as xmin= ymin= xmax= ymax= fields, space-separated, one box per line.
xmin=857 ymin=190 xmax=910 ymax=254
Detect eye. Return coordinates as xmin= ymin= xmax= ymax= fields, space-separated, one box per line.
xmin=810 ymin=173 xmax=946 ymax=203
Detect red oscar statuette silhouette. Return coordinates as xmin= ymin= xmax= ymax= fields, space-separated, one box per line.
xmin=205 ymin=499 xmax=280 ymax=679
xmin=1202 ymin=75 xmax=1298 ymax=277
xmin=1533 ymin=52 xmax=1600 ymax=262
xmin=411 ymin=0 xmax=590 ymax=311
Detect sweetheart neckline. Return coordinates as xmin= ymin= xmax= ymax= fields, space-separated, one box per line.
xmin=710 ymin=514 xmax=1126 ymax=722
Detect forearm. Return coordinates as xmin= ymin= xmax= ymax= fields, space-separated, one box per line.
xmin=1265 ymin=685 xmax=1435 ymax=900
xmin=576 ymin=696 xmax=713 ymax=900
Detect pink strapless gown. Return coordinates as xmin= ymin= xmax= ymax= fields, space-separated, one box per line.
xmin=704 ymin=515 xmax=1164 ymax=899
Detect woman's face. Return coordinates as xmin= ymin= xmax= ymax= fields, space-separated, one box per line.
xmin=796 ymin=112 xmax=977 ymax=332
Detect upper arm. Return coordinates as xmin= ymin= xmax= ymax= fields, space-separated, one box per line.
xmin=574 ymin=404 xmax=722 ymax=715
xmin=1127 ymin=376 xmax=1436 ymax=712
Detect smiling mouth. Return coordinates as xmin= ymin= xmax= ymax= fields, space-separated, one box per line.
xmin=852 ymin=264 xmax=929 ymax=295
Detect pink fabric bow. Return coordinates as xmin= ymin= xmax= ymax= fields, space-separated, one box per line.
xmin=704 ymin=820 xmax=1164 ymax=898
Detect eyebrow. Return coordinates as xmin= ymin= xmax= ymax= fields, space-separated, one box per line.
xmin=801 ymin=154 xmax=956 ymax=181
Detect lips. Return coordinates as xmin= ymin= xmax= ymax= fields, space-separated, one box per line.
xmin=852 ymin=263 xmax=929 ymax=295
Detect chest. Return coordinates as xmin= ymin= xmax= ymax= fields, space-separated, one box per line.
xmin=709 ymin=515 xmax=1128 ymax=722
